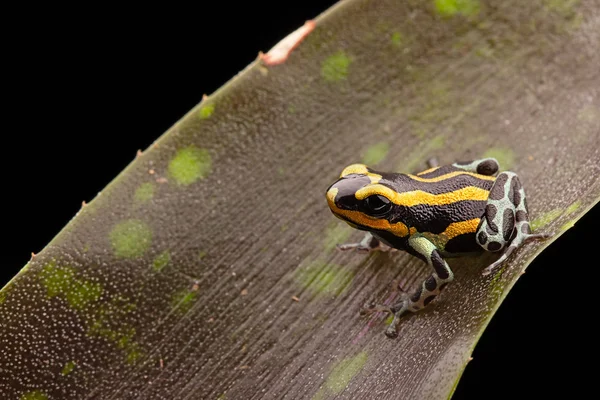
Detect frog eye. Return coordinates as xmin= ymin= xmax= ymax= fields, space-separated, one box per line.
xmin=363 ymin=194 xmax=392 ymax=216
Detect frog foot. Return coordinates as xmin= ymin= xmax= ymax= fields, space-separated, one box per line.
xmin=482 ymin=232 xmax=552 ymax=276
xmin=337 ymin=232 xmax=392 ymax=253
xmin=359 ymin=302 xmax=393 ymax=315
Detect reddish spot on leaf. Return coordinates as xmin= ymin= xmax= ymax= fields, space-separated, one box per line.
xmin=260 ymin=21 xmax=316 ymax=66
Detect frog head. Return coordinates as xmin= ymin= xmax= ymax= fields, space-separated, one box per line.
xmin=326 ymin=164 xmax=405 ymax=234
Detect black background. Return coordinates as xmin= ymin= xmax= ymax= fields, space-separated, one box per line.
xmin=4 ymin=2 xmax=596 ymax=399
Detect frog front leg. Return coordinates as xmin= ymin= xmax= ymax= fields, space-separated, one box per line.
xmin=476 ymin=172 xmax=550 ymax=275
xmin=337 ymin=232 xmax=393 ymax=253
xmin=364 ymin=234 xmax=454 ymax=338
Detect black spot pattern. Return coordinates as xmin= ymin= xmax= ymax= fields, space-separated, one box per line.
xmin=411 ymin=287 xmax=423 ymax=302
xmin=516 ymin=210 xmax=528 ymax=222
xmin=503 ymin=209 xmax=515 ymax=242
xmin=488 ymin=241 xmax=502 ymax=251
xmin=477 ymin=160 xmax=499 ymax=176
xmin=485 ymin=204 xmax=499 ymax=233
xmin=489 ymin=174 xmax=508 ymax=200
xmin=522 ymin=223 xmax=532 ymax=234
xmin=507 ymin=177 xmax=516 ymax=206
xmin=432 ymin=251 xmax=449 ymax=279
xmin=425 ymin=276 xmax=437 ymax=291
xmin=424 ymin=295 xmax=436 ymax=306
xmin=512 ymin=181 xmax=522 ymax=207
xmin=478 ymin=231 xmax=488 ymax=245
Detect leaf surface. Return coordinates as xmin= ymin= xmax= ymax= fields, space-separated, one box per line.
xmin=1 ymin=0 xmax=599 ymax=399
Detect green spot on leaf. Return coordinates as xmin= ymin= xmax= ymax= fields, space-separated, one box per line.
xmin=172 ymin=288 xmax=198 ymax=313
xmin=531 ymin=209 xmax=562 ymax=231
xmin=391 ymin=31 xmax=403 ymax=46
xmin=110 ymin=219 xmax=152 ymax=259
xmin=153 ymin=251 xmax=171 ymax=272
xmin=361 ymin=142 xmax=390 ymax=166
xmin=61 ymin=361 xmax=76 ymax=376
xmin=577 ymin=105 xmax=599 ymax=123
xmin=321 ymin=51 xmax=351 ymax=82
xmin=169 ymin=146 xmax=212 ymax=185
xmin=482 ymin=147 xmax=516 ymax=170
xmin=294 ymin=261 xmax=354 ymax=297
xmin=559 ymin=201 xmax=582 ymax=231
xmin=401 ymin=134 xmax=445 ymax=172
xmin=21 ymin=391 xmax=48 ymax=400
xmin=40 ymin=262 xmax=103 ymax=310
xmin=134 ymin=182 xmax=155 ymax=203
xmin=324 ymin=352 xmax=369 ymax=394
xmin=199 ymin=103 xmax=215 ymax=119
xmin=323 ymin=222 xmax=353 ymax=252
xmin=434 ymin=0 xmax=480 ymax=17
xmin=87 ymin=297 xmax=143 ymax=364
xmin=543 ymin=0 xmax=580 ymax=16
xmin=566 ymin=200 xmax=581 ymax=215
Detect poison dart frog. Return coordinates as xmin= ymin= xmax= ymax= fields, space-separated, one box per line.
xmin=325 ymin=158 xmax=549 ymax=338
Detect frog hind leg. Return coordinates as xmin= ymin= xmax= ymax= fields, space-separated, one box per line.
xmin=337 ymin=232 xmax=393 ymax=253
xmin=417 ymin=158 xmax=500 ymax=178
xmin=452 ymin=158 xmax=500 ymax=176
xmin=362 ymin=234 xmax=454 ymax=338
xmin=476 ymin=172 xmax=550 ymax=275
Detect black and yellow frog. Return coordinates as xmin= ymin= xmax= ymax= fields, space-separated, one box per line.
xmin=325 ymin=158 xmax=549 ymax=338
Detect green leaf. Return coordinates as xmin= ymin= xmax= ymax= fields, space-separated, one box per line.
xmin=1 ymin=0 xmax=599 ymax=399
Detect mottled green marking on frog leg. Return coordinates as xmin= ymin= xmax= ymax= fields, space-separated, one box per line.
xmin=452 ymin=158 xmax=499 ymax=176
xmin=384 ymin=235 xmax=454 ymax=338
xmin=478 ymin=172 xmax=550 ymax=275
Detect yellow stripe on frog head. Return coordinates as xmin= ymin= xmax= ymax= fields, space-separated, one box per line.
xmin=340 ymin=163 xmax=382 ymax=183
xmin=326 ymin=187 xmax=413 ymax=237
xmin=408 ymin=171 xmax=496 ymax=183
xmin=355 ymin=184 xmax=490 ymax=207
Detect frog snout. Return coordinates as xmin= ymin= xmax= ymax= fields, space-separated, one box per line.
xmin=326 ymin=174 xmax=371 ymax=211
